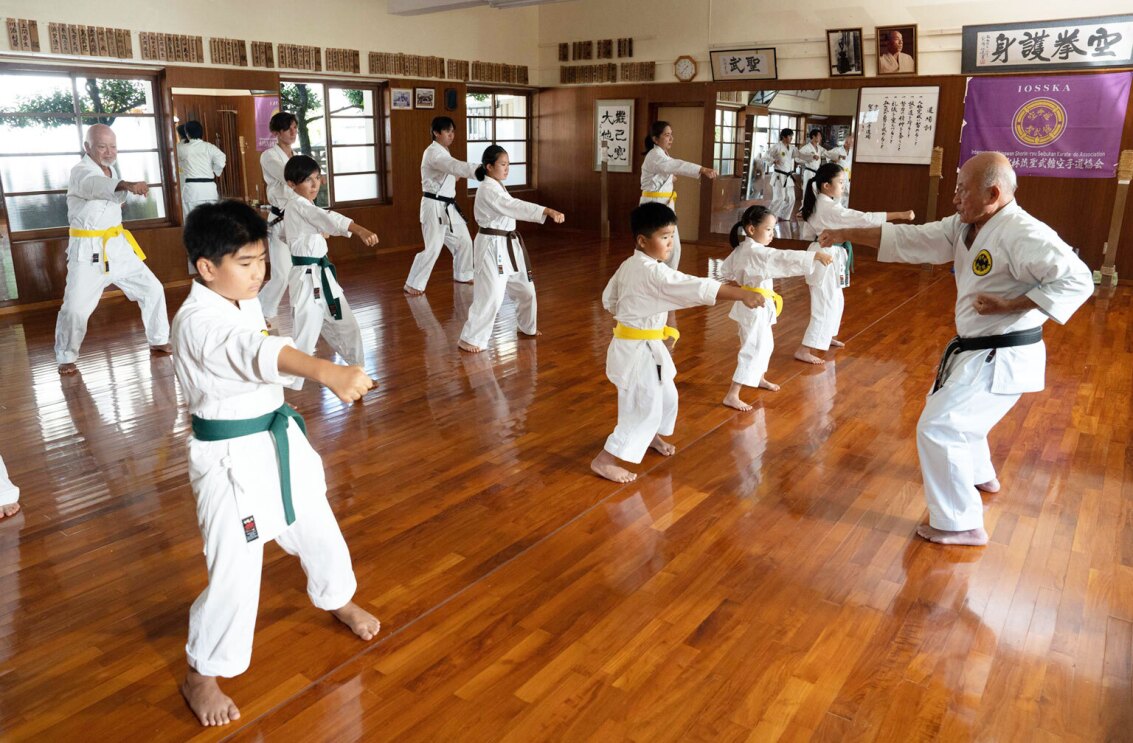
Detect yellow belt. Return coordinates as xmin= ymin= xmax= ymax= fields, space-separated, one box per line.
xmin=69 ymin=225 xmax=146 ymax=274
xmin=642 ymin=191 xmax=677 ymax=202
xmin=742 ymin=286 xmax=783 ymax=317
xmin=613 ymin=322 xmax=681 ymax=346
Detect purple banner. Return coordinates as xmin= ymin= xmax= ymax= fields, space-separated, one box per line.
xmin=959 ymin=72 xmax=1131 ymax=178
xmin=254 ymin=95 xmax=280 ymax=152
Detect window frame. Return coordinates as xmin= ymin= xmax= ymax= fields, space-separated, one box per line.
xmin=0 ymin=62 xmax=173 ymax=242
xmin=278 ymin=77 xmax=390 ymax=208
xmin=713 ymin=105 xmax=743 ymax=177
xmin=466 ymin=87 xmax=533 ymax=193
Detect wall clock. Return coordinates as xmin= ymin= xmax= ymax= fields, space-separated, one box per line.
xmin=674 ymin=55 xmax=697 ymax=82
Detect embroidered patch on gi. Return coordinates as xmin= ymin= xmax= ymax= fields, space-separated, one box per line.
xmin=972 ymin=249 xmax=993 ymax=276
xmin=242 ymin=516 xmax=259 ymax=542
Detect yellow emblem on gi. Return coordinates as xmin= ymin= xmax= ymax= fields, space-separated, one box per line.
xmin=972 ymin=249 xmax=993 ymax=276
xmin=1012 ymin=97 xmax=1066 ymax=147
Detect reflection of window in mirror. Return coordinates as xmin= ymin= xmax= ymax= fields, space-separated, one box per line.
xmin=1 ymin=70 xmax=167 ymax=237
xmin=0 ymin=211 xmax=16 ymax=302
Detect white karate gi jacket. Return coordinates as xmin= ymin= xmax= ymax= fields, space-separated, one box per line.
xmin=803 ymin=194 xmax=886 ymax=283
xmin=769 ymin=143 xmax=796 ymax=176
xmin=880 ymin=202 xmax=1094 ymax=394
xmin=718 ymin=237 xmax=816 ymax=328
xmin=602 ymin=250 xmax=720 ymax=389
xmin=66 ymin=155 xmax=133 ymax=262
xmin=177 ymin=139 xmax=226 ymax=180
xmin=172 ymin=281 xmax=323 ymax=543
xmin=419 ymin=141 xmax=477 ymax=225
xmin=796 ymin=142 xmax=823 ymax=173
xmin=639 ymin=147 xmax=701 ymax=203
xmin=473 ymin=177 xmax=546 ymax=277
xmin=283 ymin=192 xmax=353 ymax=260
xmin=260 ymin=144 xmax=290 ymax=208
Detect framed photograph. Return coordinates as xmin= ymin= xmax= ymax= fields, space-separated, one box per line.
xmin=827 ymin=28 xmax=864 ymax=76
xmin=708 ymin=47 xmax=778 ymax=81
xmin=876 ymin=24 xmax=917 ymax=75
xmin=415 ymin=87 xmax=435 ymax=109
xmin=391 ymin=88 xmax=413 ymax=110
xmin=594 ymin=99 xmax=633 ymax=173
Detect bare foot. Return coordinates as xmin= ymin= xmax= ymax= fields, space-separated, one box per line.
xmin=403 ymin=285 xmax=424 ymax=296
xmin=829 ymin=339 xmax=845 ymax=348
xmin=757 ymin=377 xmax=781 ymax=392
xmin=976 ymin=478 xmax=1001 ymax=493
xmin=332 ymin=601 xmax=381 ymax=641
xmin=458 ymin=340 xmax=483 ymax=354
xmin=590 ymin=450 xmax=637 ymax=483
xmin=723 ymin=392 xmax=752 ymax=412
xmin=517 ymin=329 xmax=541 ymax=338
xmin=181 ymin=668 xmax=240 ymax=727
xmin=58 ymin=363 xmax=79 ymax=376
xmin=915 ymin=524 xmax=989 ymax=546
xmin=649 ymin=435 xmax=676 ymax=456
xmin=0 ymin=502 xmax=20 ymax=520
xmin=794 ymin=348 xmax=825 ymax=365
xmin=150 ymin=343 xmax=173 ymax=356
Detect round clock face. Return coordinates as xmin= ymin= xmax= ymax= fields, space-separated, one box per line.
xmin=675 ymin=57 xmax=696 ymax=82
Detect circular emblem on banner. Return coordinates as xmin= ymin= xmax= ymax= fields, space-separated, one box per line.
xmin=1012 ymin=97 xmax=1067 ymax=147
xmin=972 ymin=249 xmax=993 ymax=276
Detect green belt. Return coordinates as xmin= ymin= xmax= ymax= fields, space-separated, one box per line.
xmin=842 ymin=241 xmax=854 ymax=273
xmin=292 ymin=254 xmax=342 ymax=320
xmin=191 ymin=404 xmax=307 ymax=526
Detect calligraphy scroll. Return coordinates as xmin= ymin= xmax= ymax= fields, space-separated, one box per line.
xmin=594 ymin=99 xmax=633 ymax=173
xmin=856 ymin=86 xmax=940 ymax=165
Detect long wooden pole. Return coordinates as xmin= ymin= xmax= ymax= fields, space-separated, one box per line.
xmin=926 ymin=146 xmax=943 ymax=222
xmin=600 ymin=140 xmax=610 ymax=239
xmin=1098 ymin=149 xmax=1132 ymax=287
xmin=238 ymin=135 xmax=249 ymax=203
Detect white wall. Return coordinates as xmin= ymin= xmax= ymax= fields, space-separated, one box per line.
xmin=0 ymin=0 xmax=540 ymax=79
xmin=537 ymin=0 xmax=1133 ymax=85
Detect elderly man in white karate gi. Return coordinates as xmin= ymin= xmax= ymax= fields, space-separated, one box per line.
xmin=177 ymin=120 xmax=226 ymax=220
xmin=819 ymin=152 xmax=1093 ymax=545
xmin=54 ymin=123 xmax=171 ymax=375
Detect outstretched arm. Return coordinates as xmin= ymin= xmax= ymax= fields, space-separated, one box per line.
xmin=278 ymin=346 xmax=373 ymax=402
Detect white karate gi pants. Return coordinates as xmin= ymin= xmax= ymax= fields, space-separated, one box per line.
xmin=459 ymin=237 xmax=536 ymax=349
xmin=181 ymin=181 xmax=219 ymax=221
xmin=54 ymin=244 xmax=170 ymax=365
xmin=258 ymin=221 xmax=292 ymax=320
xmin=289 ymin=265 xmax=364 ymax=382
xmin=916 ymin=349 xmax=1019 ymax=531
xmin=733 ymin=311 xmax=775 ymax=386
xmin=801 ymin=249 xmax=843 ymax=350
xmin=604 ymin=372 xmax=678 ymax=464
xmin=406 ymin=209 xmax=474 ymax=291
xmin=769 ymin=173 xmax=795 ymax=223
xmin=185 ymin=477 xmax=356 ymax=677
xmin=0 ymin=453 xmax=18 ymax=507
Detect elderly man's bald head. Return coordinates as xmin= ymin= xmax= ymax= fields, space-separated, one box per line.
xmin=84 ymin=123 xmax=117 ymax=168
xmin=953 ymin=152 xmax=1017 ymax=225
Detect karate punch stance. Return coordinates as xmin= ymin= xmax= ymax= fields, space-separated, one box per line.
xmin=174 ymin=201 xmax=379 ymax=726
xmin=819 ymin=152 xmax=1093 ymax=546
xmin=55 ymin=123 xmax=171 ymax=375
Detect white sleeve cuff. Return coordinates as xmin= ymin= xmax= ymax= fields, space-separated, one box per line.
xmin=256 ymin=335 xmax=298 ymax=384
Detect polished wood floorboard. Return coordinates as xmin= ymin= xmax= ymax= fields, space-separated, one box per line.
xmin=0 ymin=231 xmax=1130 ymax=741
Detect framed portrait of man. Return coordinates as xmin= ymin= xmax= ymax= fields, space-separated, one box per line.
xmin=827 ymin=28 xmax=864 ymax=76
xmin=876 ymin=24 xmax=918 ymax=75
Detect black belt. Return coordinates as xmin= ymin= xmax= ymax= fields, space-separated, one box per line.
xmin=423 ymin=192 xmax=466 ymax=228
xmin=268 ymin=205 xmax=285 ymax=226
xmin=479 ymin=227 xmax=533 ymax=281
xmin=932 ymin=327 xmax=1042 ymax=393
xmin=804 ymin=167 xmax=817 ymax=173
xmin=185 ymin=177 xmax=215 ymax=183
xmin=774 ymin=168 xmax=792 ymax=185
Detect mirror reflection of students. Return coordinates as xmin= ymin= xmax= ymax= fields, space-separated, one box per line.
xmin=767 ymin=128 xmax=798 ymax=239
xmin=258 ymin=112 xmax=299 ymax=324
xmin=177 ymin=120 xmax=226 ymax=221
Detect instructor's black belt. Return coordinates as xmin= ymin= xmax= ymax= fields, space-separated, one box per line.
xmin=479 ymin=226 xmax=533 ymax=281
xmin=423 ymin=191 xmax=467 ymax=228
xmin=774 ymin=168 xmax=792 ymax=185
xmin=185 ymin=177 xmax=215 ymax=183
xmin=932 ymin=327 xmax=1042 ymax=393
xmin=268 ymin=205 xmax=285 ymax=226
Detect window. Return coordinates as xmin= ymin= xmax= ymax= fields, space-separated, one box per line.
xmin=466 ymin=90 xmax=531 ymax=190
xmin=280 ymin=80 xmax=388 ymax=207
xmin=0 ymin=69 xmax=167 ymax=236
xmin=713 ymin=107 xmax=742 ymax=177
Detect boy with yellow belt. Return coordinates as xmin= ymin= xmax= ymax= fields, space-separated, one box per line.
xmin=590 ymin=203 xmax=764 ymax=483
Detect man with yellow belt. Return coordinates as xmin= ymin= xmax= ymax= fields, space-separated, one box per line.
xmin=590 ymin=203 xmax=764 ymax=483
xmin=55 ymin=123 xmax=171 ymax=375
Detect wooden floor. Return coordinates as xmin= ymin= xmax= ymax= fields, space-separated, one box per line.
xmin=1 ymin=231 xmax=1131 ymax=742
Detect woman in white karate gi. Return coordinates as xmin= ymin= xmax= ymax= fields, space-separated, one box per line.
xmin=458 ymin=145 xmax=564 ymax=354
xmin=719 ymin=205 xmax=832 ymax=411
xmin=177 ymin=120 xmax=226 ymax=220
xmin=404 ymin=116 xmax=479 ymax=295
xmin=796 ymin=163 xmax=914 ymax=364
xmin=283 ymin=155 xmax=379 ymax=382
